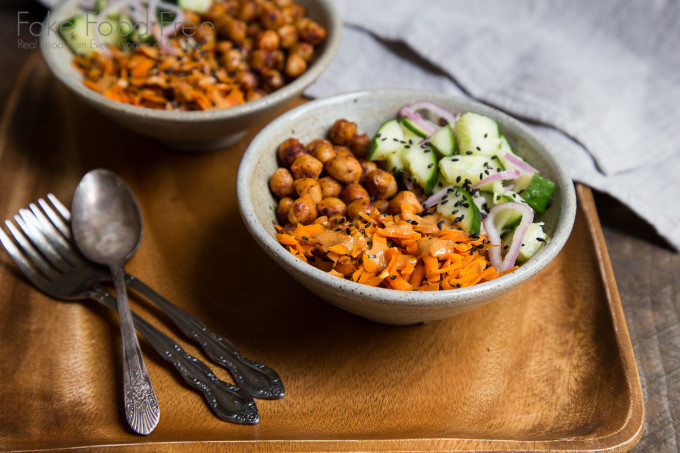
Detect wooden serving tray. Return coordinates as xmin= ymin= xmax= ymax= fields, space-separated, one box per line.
xmin=0 ymin=55 xmax=643 ymax=452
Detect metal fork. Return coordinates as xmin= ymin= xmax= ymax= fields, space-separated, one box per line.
xmin=0 ymin=205 xmax=259 ymax=425
xmin=33 ymin=194 xmax=283 ymax=400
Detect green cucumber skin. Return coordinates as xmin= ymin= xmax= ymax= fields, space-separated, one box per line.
xmin=368 ymin=119 xmax=403 ymax=161
xmin=522 ymin=174 xmax=557 ymax=213
xmin=403 ymin=144 xmax=437 ymax=195
xmin=436 ymin=187 xmax=481 ymax=235
xmin=430 ymin=124 xmax=455 ymax=158
xmin=400 ymin=118 xmax=428 ymax=138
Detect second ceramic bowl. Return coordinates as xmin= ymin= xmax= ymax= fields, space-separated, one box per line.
xmin=237 ymin=89 xmax=577 ymax=325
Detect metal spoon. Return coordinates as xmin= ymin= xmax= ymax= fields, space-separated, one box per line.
xmin=71 ymin=169 xmax=160 ymax=435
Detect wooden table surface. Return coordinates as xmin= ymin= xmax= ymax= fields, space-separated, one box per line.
xmin=1 ymin=4 xmax=678 ymax=452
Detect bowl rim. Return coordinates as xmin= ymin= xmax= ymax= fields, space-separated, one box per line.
xmin=237 ymin=88 xmax=577 ymax=306
xmin=40 ymin=0 xmax=341 ymax=123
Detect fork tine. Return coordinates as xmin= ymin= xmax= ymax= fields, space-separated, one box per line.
xmin=4 ymin=220 xmax=59 ymax=280
xmin=39 ymin=197 xmax=71 ymax=239
xmin=29 ymin=202 xmax=82 ymax=266
xmin=16 ymin=211 xmax=71 ymax=274
xmin=0 ymin=227 xmax=51 ymax=292
xmin=47 ymin=193 xmax=72 ymax=224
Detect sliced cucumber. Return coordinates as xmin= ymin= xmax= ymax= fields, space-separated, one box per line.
xmin=403 ymin=142 xmax=437 ymax=194
xmin=502 ymin=222 xmax=549 ymax=262
xmin=522 ymin=173 xmax=556 ymax=213
xmin=368 ymin=119 xmax=404 ymax=161
xmin=61 ymin=13 xmax=128 ymax=56
xmin=493 ymin=192 xmax=530 ymax=234
xmin=400 ymin=117 xmax=429 ymax=138
xmin=177 ymin=0 xmax=213 ymax=13
xmin=438 ymin=155 xmax=501 ymax=188
xmin=94 ymin=0 xmax=107 ymax=12
xmin=436 ymin=187 xmax=482 ymax=234
xmin=455 ymin=112 xmax=501 ymax=156
xmin=384 ymin=147 xmax=407 ymax=178
xmin=429 ymin=123 xmax=455 ymax=158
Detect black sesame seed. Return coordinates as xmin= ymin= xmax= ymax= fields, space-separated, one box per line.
xmin=437 ymin=220 xmax=445 ymax=230
xmin=345 ymin=228 xmax=351 ymax=234
xmin=484 ymin=133 xmax=488 ymax=138
xmin=441 ymin=200 xmax=448 ymax=205
xmin=536 ymin=237 xmax=546 ymax=242
xmin=405 ymin=145 xmax=411 ymax=149
xmin=424 ymin=148 xmax=431 ymax=153
xmin=485 ymin=170 xmax=490 ymax=175
xmin=476 ymin=146 xmax=481 ymax=151
xmin=452 ymin=158 xmax=459 ymax=162
xmin=302 ymin=236 xmax=309 ymax=241
xmin=428 ymin=163 xmax=434 ymax=168
xmin=456 ymin=176 xmax=462 ymax=183
xmin=390 ymin=275 xmax=396 ymax=280
xmin=335 ymin=227 xmax=342 ymax=232
xmin=466 ymin=151 xmax=473 ymax=155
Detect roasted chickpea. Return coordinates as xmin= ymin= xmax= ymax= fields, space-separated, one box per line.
xmin=278 ymin=138 xmax=306 ymax=167
xmin=341 ymin=183 xmax=370 ymax=204
xmin=349 ymin=133 xmax=371 ymax=159
xmin=289 ymin=42 xmax=314 ymax=62
xmin=277 ymin=24 xmax=298 ymax=48
xmin=294 ymin=178 xmax=322 ymax=203
xmin=222 ymin=48 xmax=245 ymax=72
xmin=262 ymin=69 xmax=285 ymax=91
xmin=237 ymin=70 xmax=258 ymax=91
xmin=281 ymin=3 xmax=305 ymax=23
xmin=388 ymin=191 xmax=423 ymax=215
xmin=308 ymin=139 xmax=335 ymax=163
xmin=365 ymin=169 xmax=398 ymax=200
xmin=237 ymin=1 xmax=257 ymax=22
xmin=270 ymin=49 xmax=285 ymax=71
xmin=318 ymin=176 xmax=342 ymax=198
xmin=284 ymin=53 xmax=307 ymax=78
xmin=246 ymin=21 xmax=263 ymax=38
xmin=291 ymin=154 xmax=323 ymax=179
xmin=277 ymin=197 xmax=294 ymax=224
xmin=329 ymin=119 xmax=358 ymax=146
xmin=317 ymin=197 xmax=347 ymax=218
xmin=269 ymin=167 xmax=295 ymax=198
xmin=373 ymin=199 xmax=389 ymax=213
xmin=359 ymin=160 xmax=378 ymax=184
xmin=288 ymin=195 xmax=317 ymax=225
xmin=225 ymin=18 xmax=247 ymax=43
xmin=325 ymin=154 xmax=363 ymax=184
xmin=246 ymin=88 xmax=267 ymax=101
xmin=346 ymin=199 xmax=373 ymax=220
xmin=259 ymin=3 xmax=286 ymax=29
xmin=296 ymin=17 xmax=326 ymax=45
xmin=333 ymin=146 xmax=353 ymax=157
xmin=249 ymin=49 xmax=275 ymax=73
xmin=313 ymin=215 xmax=331 ymax=229
xmin=215 ymin=40 xmax=233 ymax=54
xmin=257 ymin=30 xmax=280 ymax=50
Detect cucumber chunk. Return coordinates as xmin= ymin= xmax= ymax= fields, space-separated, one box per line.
xmin=436 ymin=187 xmax=482 ymax=234
xmin=400 ymin=117 xmax=429 ymax=138
xmin=438 ymin=155 xmax=501 ymax=187
xmin=522 ymin=174 xmax=556 ymax=213
xmin=493 ymin=192 xmax=529 ymax=233
xmin=403 ymin=142 xmax=437 ymax=194
xmin=61 ymin=13 xmax=129 ymax=56
xmin=429 ymin=123 xmax=455 ymax=158
xmin=384 ymin=147 xmax=407 ymax=178
xmin=368 ymin=120 xmax=404 ymax=161
xmin=455 ymin=112 xmax=500 ymax=156
xmin=177 ymin=0 xmax=213 ymax=13
xmin=502 ymin=222 xmax=549 ymax=262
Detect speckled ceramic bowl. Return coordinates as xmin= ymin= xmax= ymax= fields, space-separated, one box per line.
xmin=237 ymin=89 xmax=577 ymax=325
xmin=40 ymin=0 xmax=340 ymax=151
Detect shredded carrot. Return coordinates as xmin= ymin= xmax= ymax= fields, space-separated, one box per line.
xmin=276 ymin=208 xmax=504 ymax=292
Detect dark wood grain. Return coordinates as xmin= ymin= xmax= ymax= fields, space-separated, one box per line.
xmin=0 ymin=49 xmax=646 ymax=452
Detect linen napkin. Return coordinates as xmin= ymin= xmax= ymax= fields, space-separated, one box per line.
xmin=305 ymin=0 xmax=680 ymax=251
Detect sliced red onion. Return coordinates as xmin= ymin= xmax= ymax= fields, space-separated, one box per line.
xmin=398 ymin=105 xmax=438 ymax=136
xmin=471 ymin=170 xmax=520 ymax=189
xmin=79 ymin=0 xmax=97 ymax=9
xmin=483 ymin=202 xmax=534 ymax=272
xmin=505 ymin=152 xmax=537 ymax=174
xmin=402 ymin=100 xmax=458 ymax=128
xmin=402 ymin=172 xmax=416 ymax=191
xmin=422 ymin=185 xmax=454 ymax=209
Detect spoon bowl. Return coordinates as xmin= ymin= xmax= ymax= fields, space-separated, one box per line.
xmin=71 ymin=170 xmax=142 ymax=265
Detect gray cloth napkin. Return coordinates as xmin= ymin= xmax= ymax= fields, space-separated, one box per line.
xmin=305 ymin=0 xmax=680 ymax=251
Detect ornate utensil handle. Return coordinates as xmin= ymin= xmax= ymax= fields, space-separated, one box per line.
xmin=126 ymin=275 xmax=284 ymax=400
xmin=90 ymin=289 xmax=260 ymax=425
xmin=111 ymin=265 xmax=159 ymax=435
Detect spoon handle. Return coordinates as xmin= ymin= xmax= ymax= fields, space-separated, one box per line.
xmin=125 ymin=275 xmax=285 ymax=400
xmin=88 ymin=289 xmax=260 ymax=424
xmin=111 ymin=265 xmax=160 ymax=435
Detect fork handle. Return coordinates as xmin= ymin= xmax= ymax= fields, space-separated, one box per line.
xmin=125 ymin=275 xmax=285 ymax=400
xmin=89 ymin=290 xmax=260 ymax=425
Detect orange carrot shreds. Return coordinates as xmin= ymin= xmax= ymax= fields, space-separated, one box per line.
xmin=277 ymin=208 xmax=506 ymax=292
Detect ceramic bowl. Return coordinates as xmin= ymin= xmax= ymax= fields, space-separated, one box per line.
xmin=237 ymin=89 xmax=577 ymax=325
xmin=40 ymin=0 xmax=340 ymax=151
